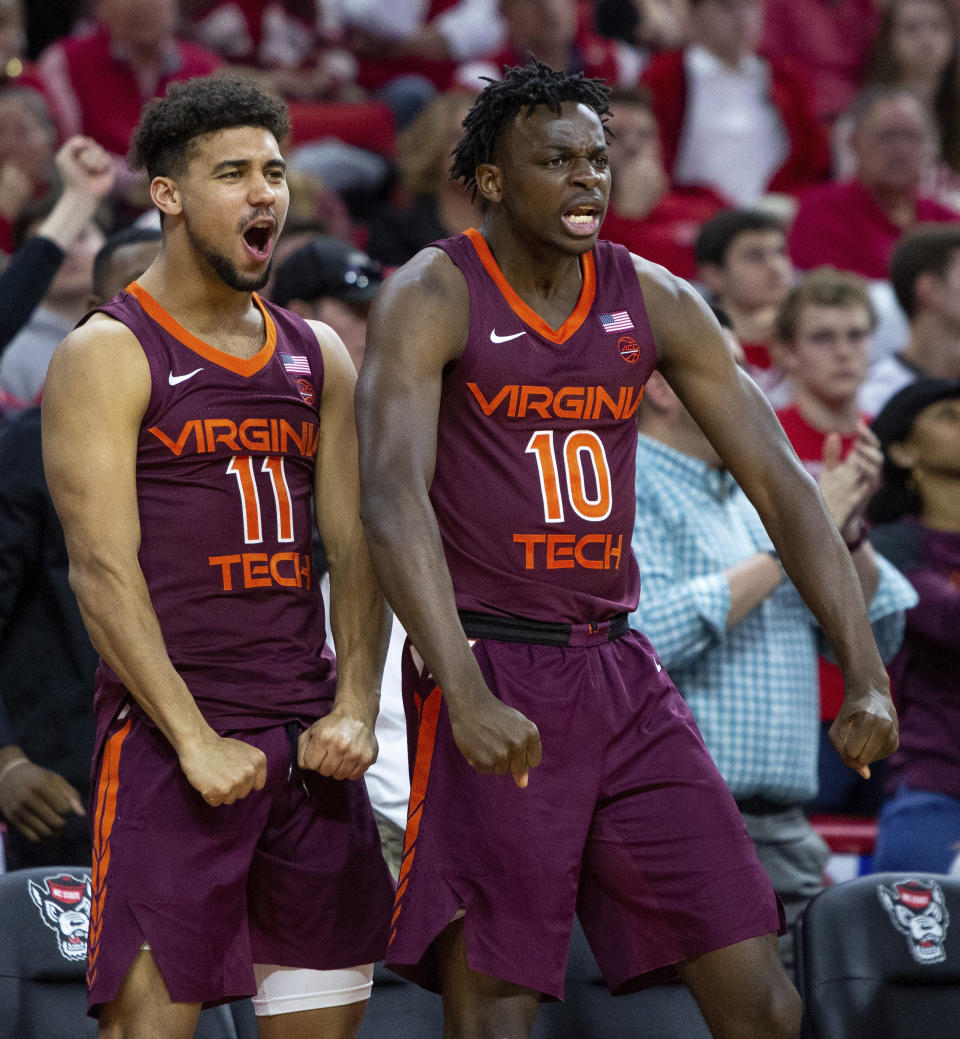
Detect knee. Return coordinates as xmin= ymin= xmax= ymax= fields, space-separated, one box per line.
xmin=443 ymin=1013 xmax=533 ymax=1039
xmin=729 ymin=978 xmax=801 ymax=1039
xmin=98 ymin=1023 xmax=168 ymax=1039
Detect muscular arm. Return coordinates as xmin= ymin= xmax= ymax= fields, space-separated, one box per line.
xmin=355 ymin=250 xmax=541 ymax=785
xmin=297 ymin=324 xmax=391 ymax=781
xmin=41 ymin=317 xmax=266 ymax=805
xmin=639 ymin=259 xmax=898 ymax=774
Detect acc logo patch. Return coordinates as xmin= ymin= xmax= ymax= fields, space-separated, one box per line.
xmin=618 ymin=336 xmax=640 ymax=363
xmin=296 ymin=378 xmax=316 ymax=406
xmin=878 ymin=877 xmax=951 ymax=965
xmin=29 ymin=872 xmax=92 ymax=962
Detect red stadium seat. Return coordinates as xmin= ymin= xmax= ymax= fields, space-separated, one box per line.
xmin=286 ymin=102 xmax=396 ymax=158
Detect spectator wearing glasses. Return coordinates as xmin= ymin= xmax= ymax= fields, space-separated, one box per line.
xmin=789 ymin=85 xmax=960 ymax=280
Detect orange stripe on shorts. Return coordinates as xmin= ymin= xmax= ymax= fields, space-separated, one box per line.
xmin=86 ymin=717 xmax=131 ymax=986
xmin=389 ymin=685 xmax=442 ymax=943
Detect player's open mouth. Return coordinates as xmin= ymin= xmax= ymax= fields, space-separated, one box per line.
xmin=242 ymin=220 xmax=274 ymax=260
xmin=562 ymin=206 xmax=601 ymax=237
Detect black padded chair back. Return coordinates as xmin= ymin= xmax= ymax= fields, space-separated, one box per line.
xmin=0 ymin=865 xmax=256 ymax=1038
xmin=796 ymin=872 xmax=960 ymax=1039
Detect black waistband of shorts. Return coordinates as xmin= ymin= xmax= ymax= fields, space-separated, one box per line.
xmin=735 ymin=796 xmax=799 ymax=816
xmin=458 ymin=610 xmax=629 ymax=647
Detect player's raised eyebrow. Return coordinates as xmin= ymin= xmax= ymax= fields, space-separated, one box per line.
xmin=210 ymin=157 xmax=287 ymax=174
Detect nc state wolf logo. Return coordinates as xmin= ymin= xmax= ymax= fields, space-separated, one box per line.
xmin=28 ymin=873 xmax=92 ymax=962
xmin=878 ymin=877 xmax=951 ymax=965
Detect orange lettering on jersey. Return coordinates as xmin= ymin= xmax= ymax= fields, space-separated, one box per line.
xmin=592 ymin=386 xmax=621 ymax=420
xmin=467 ymin=382 xmax=518 ymax=416
xmin=466 ymin=383 xmax=643 ymax=421
xmin=238 ymin=418 xmax=271 ymax=452
xmin=513 ymin=532 xmax=624 ymax=571
xmin=513 ymin=533 xmax=545 ymax=569
xmin=209 ymin=551 xmax=312 ymax=590
xmin=574 ymin=534 xmax=606 ymax=570
xmin=553 ymin=387 xmax=585 ymax=420
xmin=209 ymin=554 xmax=243 ymax=590
xmin=204 ymin=419 xmax=240 ymax=452
xmin=297 ymin=552 xmax=311 ymax=590
xmin=147 ymin=419 xmax=204 ymax=456
xmin=605 ymin=535 xmax=623 ymax=569
xmin=546 ymin=534 xmax=576 ymax=569
xmin=278 ymin=420 xmax=314 ymax=457
xmin=242 ymin=553 xmax=272 ymax=588
xmin=518 ymin=385 xmax=553 ymax=419
xmin=148 ymin=417 xmax=318 ymax=457
xmin=269 ymin=551 xmax=299 ymax=587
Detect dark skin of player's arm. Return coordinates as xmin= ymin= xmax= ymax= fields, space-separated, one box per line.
xmin=356 ymin=249 xmax=543 ymax=788
xmin=637 ymin=256 xmax=898 ymax=778
xmin=42 ymin=315 xmax=269 ymax=807
xmin=297 ymin=322 xmax=391 ymax=780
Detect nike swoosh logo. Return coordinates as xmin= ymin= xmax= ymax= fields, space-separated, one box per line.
xmin=490 ymin=330 xmax=526 ymax=343
xmin=168 ymin=368 xmax=204 ymax=385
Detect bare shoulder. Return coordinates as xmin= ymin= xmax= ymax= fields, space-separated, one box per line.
xmin=45 ymin=313 xmax=151 ymax=416
xmin=367 ymin=246 xmax=469 ymax=366
xmin=628 ymin=252 xmax=725 ymax=373
xmin=376 ymin=245 xmax=468 ymax=308
xmin=631 ymin=254 xmax=712 ymax=333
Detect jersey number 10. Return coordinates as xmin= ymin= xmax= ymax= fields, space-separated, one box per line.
xmin=526 ymin=430 xmax=612 ymax=523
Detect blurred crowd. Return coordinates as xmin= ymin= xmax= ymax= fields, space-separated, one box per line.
xmin=1 ymin=0 xmax=959 ymax=891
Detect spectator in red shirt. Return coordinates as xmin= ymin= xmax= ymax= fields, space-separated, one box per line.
xmin=772 ymin=268 xmax=887 ymax=813
xmin=641 ymin=0 xmax=828 ymax=207
xmin=456 ymin=0 xmax=643 ymax=91
xmin=38 ymin=0 xmax=222 ymax=200
xmin=789 ymin=85 xmax=960 ymax=280
xmin=761 ymin=0 xmax=881 ymax=125
xmin=184 ymin=0 xmax=362 ymax=103
xmin=694 ymin=207 xmax=794 ymax=404
xmin=599 ymin=86 xmax=726 ymax=280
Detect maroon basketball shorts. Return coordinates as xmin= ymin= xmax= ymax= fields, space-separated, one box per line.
xmin=85 ymin=707 xmax=395 ymax=1015
xmin=386 ymin=625 xmax=784 ymax=999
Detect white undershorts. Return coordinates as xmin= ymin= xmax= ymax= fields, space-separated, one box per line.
xmin=251 ymin=963 xmax=375 ymax=1016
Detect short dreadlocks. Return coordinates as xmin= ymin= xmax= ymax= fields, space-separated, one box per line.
xmin=130 ymin=75 xmax=291 ymax=180
xmin=450 ymin=60 xmax=612 ymax=198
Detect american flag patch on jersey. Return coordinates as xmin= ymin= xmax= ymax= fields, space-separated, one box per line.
xmin=598 ymin=310 xmax=634 ymax=333
xmin=280 ymin=353 xmax=311 ymax=374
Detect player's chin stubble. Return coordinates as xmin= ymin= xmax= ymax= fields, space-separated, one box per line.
xmin=186 ymin=223 xmax=273 ymax=293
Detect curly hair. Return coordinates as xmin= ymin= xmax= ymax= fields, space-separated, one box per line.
xmin=450 ymin=60 xmax=612 ymax=198
xmin=130 ymin=75 xmax=291 ymax=180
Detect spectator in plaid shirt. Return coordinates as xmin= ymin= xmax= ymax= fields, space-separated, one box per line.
xmin=630 ymin=317 xmax=917 ymax=971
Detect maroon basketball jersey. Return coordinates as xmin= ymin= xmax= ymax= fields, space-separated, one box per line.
xmin=91 ymin=283 xmax=335 ymax=739
xmin=431 ymin=229 xmax=656 ymax=623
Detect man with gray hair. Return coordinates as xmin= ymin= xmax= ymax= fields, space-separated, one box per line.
xmin=789 ymin=85 xmax=960 ymax=280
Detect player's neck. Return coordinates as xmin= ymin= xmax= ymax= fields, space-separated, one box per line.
xmin=793 ymin=388 xmax=859 ymax=433
xmin=138 ymin=251 xmax=259 ymax=328
xmin=480 ymin=221 xmax=585 ymax=303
